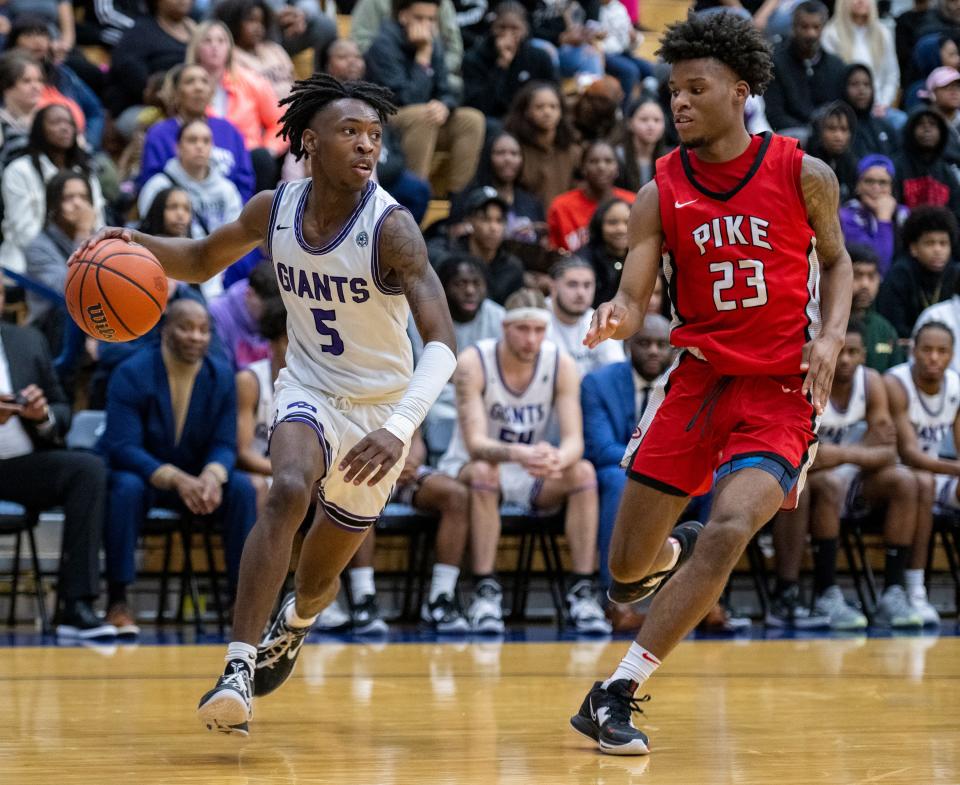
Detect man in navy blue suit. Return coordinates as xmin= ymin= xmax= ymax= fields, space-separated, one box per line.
xmin=100 ymin=299 xmax=257 ymax=635
xmin=581 ymin=315 xmax=673 ymax=593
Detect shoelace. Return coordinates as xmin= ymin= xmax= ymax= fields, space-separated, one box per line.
xmin=222 ymin=665 xmax=252 ymax=698
xmin=431 ymin=597 xmax=458 ymax=620
xmin=258 ymin=622 xmax=309 ymax=669
xmin=608 ymin=691 xmax=651 ymax=725
xmin=569 ymin=595 xmax=604 ymax=621
xmin=470 ymin=596 xmax=502 ymax=624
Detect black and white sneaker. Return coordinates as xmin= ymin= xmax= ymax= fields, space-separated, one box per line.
xmin=254 ymin=592 xmax=313 ymax=697
xmin=351 ymin=594 xmax=388 ymax=636
xmin=54 ymin=601 xmax=117 ymax=639
xmin=764 ymin=584 xmax=830 ymax=629
xmin=608 ymin=521 xmax=703 ymax=605
xmin=570 ymin=679 xmax=651 ymax=755
xmin=566 ymin=580 xmax=612 ymax=635
xmin=198 ymin=659 xmax=253 ymax=736
xmin=467 ymin=579 xmax=505 ymax=634
xmin=421 ymin=593 xmax=470 ymax=633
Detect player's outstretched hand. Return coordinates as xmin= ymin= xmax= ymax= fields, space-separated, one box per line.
xmin=68 ymin=227 xmax=133 ymax=266
xmin=340 ymin=429 xmax=405 ymax=486
xmin=584 ymin=301 xmax=628 ymax=348
xmin=801 ymin=333 xmax=844 ymax=415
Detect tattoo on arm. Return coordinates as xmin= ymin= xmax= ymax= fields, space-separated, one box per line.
xmin=473 ymin=444 xmax=513 ymax=463
xmin=801 ymin=155 xmax=844 ymax=266
xmin=453 ymin=352 xmax=511 ymax=464
xmin=801 ymin=154 xmax=852 ymax=339
xmin=380 ymin=208 xmax=456 ymax=352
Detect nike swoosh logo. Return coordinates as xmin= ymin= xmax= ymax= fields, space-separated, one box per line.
xmin=596 ymin=706 xmax=610 ymax=726
xmin=674 ymin=199 xmax=698 ymax=208
xmin=641 ymin=651 xmax=660 ymax=665
xmin=781 ymin=385 xmax=799 ymax=394
xmin=276 ymin=225 xmax=291 ymax=230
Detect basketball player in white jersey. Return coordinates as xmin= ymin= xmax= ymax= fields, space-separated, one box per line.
xmin=772 ymin=324 xmax=923 ymax=630
xmin=236 ymin=297 xmax=287 ymax=506
xmin=72 ymin=75 xmax=458 ymax=735
xmin=885 ymin=320 xmax=960 ymax=626
xmin=440 ymin=289 xmax=611 ymax=635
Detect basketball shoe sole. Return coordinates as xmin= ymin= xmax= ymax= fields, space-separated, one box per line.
xmin=197 ymin=665 xmax=252 ymax=737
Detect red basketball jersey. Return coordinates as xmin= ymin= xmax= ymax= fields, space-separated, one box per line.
xmin=656 ymin=132 xmax=820 ymax=376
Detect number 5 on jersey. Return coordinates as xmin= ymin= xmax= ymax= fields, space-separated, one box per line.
xmin=310 ymin=307 xmax=345 ymax=355
xmin=709 ymin=259 xmax=767 ymax=312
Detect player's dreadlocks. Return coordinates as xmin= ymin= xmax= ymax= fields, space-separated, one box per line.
xmin=277 ymin=74 xmax=398 ymax=161
xmin=656 ymin=12 xmax=774 ymax=96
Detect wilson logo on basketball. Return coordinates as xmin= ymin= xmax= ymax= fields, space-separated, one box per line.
xmin=86 ymin=303 xmax=116 ymax=340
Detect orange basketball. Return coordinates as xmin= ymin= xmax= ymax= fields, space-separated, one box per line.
xmin=65 ymin=238 xmax=168 ymax=342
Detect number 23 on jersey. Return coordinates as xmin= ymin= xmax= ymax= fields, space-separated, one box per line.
xmin=709 ymin=259 xmax=768 ymax=312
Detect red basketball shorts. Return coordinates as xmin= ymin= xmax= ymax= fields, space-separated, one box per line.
xmin=625 ymin=352 xmax=819 ymax=506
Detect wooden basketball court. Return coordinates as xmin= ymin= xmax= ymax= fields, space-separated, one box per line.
xmin=2 ymin=635 xmax=956 ymax=783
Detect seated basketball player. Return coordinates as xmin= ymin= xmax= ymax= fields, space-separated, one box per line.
xmin=236 ymin=297 xmax=287 ymax=511
xmin=439 ymin=289 xmax=612 ymax=635
xmin=343 ymin=426 xmax=471 ymax=634
xmin=75 ymin=75 xmax=458 ymax=735
xmin=771 ymin=323 xmax=923 ymax=630
xmin=885 ymin=320 xmax=960 ymax=626
xmin=100 ymin=299 xmax=258 ymax=636
xmin=409 ymin=256 xmax=505 ymax=443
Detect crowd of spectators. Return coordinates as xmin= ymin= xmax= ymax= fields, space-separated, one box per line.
xmin=0 ymin=0 xmax=958 ymax=638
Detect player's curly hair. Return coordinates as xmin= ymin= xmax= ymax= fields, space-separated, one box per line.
xmin=277 ymin=74 xmax=397 ymax=161
xmin=656 ymin=11 xmax=774 ymax=96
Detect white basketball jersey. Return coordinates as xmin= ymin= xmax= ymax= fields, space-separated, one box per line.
xmin=246 ymin=358 xmax=275 ymax=456
xmin=268 ymin=179 xmax=413 ymax=403
xmin=820 ymin=365 xmax=867 ymax=446
xmin=439 ymin=338 xmax=560 ymax=474
xmin=888 ymin=362 xmax=960 ymax=457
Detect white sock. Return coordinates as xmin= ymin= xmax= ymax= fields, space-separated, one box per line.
xmin=285 ymin=599 xmax=318 ymax=629
xmin=226 ymin=641 xmax=257 ymax=670
xmin=429 ymin=563 xmax=460 ymax=603
xmin=905 ymin=569 xmax=925 ymax=593
xmin=602 ymin=642 xmax=661 ymax=690
xmin=663 ymin=538 xmax=681 ymax=572
xmin=349 ymin=567 xmax=376 ymax=603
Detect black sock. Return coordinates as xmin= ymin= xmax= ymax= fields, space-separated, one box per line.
xmin=884 ymin=545 xmax=910 ymax=590
xmin=107 ymin=582 xmax=127 ymax=607
xmin=567 ymin=572 xmax=594 ymax=590
xmin=812 ymin=537 xmax=839 ymax=597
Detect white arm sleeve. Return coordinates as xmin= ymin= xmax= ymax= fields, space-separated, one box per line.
xmin=382 ymin=341 xmax=458 ymax=443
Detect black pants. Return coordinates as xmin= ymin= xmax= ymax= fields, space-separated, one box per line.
xmin=0 ymin=450 xmax=106 ymax=604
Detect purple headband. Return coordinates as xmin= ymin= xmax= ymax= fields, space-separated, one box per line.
xmin=857 ymin=154 xmax=895 ymax=179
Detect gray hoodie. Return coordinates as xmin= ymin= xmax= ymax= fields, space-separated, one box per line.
xmin=138 ymin=158 xmax=243 ymax=237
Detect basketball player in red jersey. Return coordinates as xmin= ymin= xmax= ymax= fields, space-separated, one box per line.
xmin=569 ymin=12 xmax=852 ymax=754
